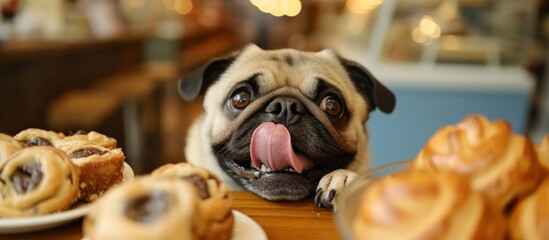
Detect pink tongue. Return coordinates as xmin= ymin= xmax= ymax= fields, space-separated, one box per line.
xmin=250 ymin=122 xmax=312 ymax=173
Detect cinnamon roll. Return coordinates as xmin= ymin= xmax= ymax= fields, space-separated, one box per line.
xmin=60 ymin=142 xmax=125 ymax=202
xmin=83 ymin=177 xmax=203 ymax=240
xmin=0 ymin=147 xmax=80 ymax=217
xmin=353 ymin=169 xmax=506 ymax=240
xmin=0 ymin=133 xmax=23 ymax=162
xmin=412 ymin=115 xmax=546 ymax=210
xmin=152 ymin=162 xmax=234 ymax=240
xmin=509 ymin=178 xmax=549 ymax=240
xmin=14 ymin=128 xmax=65 ymax=147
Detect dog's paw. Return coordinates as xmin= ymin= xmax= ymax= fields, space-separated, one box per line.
xmin=314 ymin=169 xmax=357 ymax=210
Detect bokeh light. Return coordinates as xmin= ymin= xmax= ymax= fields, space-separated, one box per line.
xmin=250 ymin=0 xmax=302 ymax=17
xmin=346 ymin=0 xmax=383 ymax=14
xmin=412 ymin=15 xmax=441 ymax=45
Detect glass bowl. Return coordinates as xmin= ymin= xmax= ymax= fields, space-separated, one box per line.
xmin=335 ymin=160 xmax=412 ymax=240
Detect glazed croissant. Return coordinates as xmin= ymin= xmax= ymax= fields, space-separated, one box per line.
xmin=412 ymin=115 xmax=546 ymax=209
xmin=352 ymin=169 xmax=505 ymax=240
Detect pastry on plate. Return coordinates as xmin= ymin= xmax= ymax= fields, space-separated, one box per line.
xmin=56 ymin=130 xmax=117 ymax=150
xmin=60 ymin=142 xmax=125 ymax=202
xmin=0 ymin=146 xmax=80 ymax=217
xmin=509 ymin=178 xmax=549 ymax=239
xmin=152 ymin=162 xmax=234 ymax=240
xmin=14 ymin=128 xmax=65 ymax=147
xmin=0 ymin=133 xmax=24 ymax=162
xmin=83 ymin=177 xmax=202 ymax=240
xmin=412 ymin=115 xmax=546 ymax=210
xmin=352 ymin=169 xmax=505 ymax=240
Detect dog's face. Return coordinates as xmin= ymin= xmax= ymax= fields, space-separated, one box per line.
xmin=179 ymin=45 xmax=395 ymax=201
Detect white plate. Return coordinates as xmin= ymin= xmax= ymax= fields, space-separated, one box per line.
xmin=0 ymin=162 xmax=134 ymax=234
xmin=81 ymin=210 xmax=266 ymax=240
xmin=232 ymin=210 xmax=268 ymax=240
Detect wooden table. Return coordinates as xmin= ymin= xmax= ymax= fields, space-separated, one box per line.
xmin=2 ymin=192 xmax=341 ymax=240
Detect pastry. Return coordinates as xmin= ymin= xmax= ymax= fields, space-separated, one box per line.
xmin=509 ymin=178 xmax=549 ymax=239
xmin=14 ymin=128 xmax=65 ymax=147
xmin=412 ymin=115 xmax=546 ymax=210
xmin=152 ymin=162 xmax=234 ymax=240
xmin=537 ymin=134 xmax=549 ymax=170
xmin=56 ymin=130 xmax=117 ymax=150
xmin=352 ymin=169 xmax=506 ymax=240
xmin=0 ymin=146 xmax=80 ymax=217
xmin=83 ymin=177 xmax=203 ymax=240
xmin=0 ymin=133 xmax=24 ymax=162
xmin=60 ymin=141 xmax=125 ymax=202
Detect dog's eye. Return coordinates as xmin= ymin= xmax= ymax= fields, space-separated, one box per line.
xmin=230 ymin=90 xmax=251 ymax=110
xmin=320 ymin=96 xmax=343 ymax=117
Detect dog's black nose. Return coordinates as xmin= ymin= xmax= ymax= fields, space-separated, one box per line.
xmin=265 ymin=97 xmax=305 ymax=125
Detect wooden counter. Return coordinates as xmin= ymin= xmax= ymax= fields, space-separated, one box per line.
xmin=2 ymin=192 xmax=341 ymax=240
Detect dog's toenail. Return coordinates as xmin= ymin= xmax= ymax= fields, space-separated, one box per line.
xmin=328 ymin=189 xmax=336 ymax=202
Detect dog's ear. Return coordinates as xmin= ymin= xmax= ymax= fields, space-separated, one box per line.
xmin=178 ymin=51 xmax=240 ymax=101
xmin=338 ymin=58 xmax=396 ymax=114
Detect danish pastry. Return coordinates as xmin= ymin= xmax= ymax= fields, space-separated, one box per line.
xmin=352 ymin=169 xmax=506 ymax=240
xmin=56 ymin=130 xmax=117 ymax=150
xmin=60 ymin=142 xmax=125 ymax=202
xmin=14 ymin=128 xmax=65 ymax=147
xmin=152 ymin=162 xmax=234 ymax=240
xmin=412 ymin=115 xmax=545 ymax=209
xmin=0 ymin=133 xmax=23 ymax=162
xmin=83 ymin=177 xmax=203 ymax=240
xmin=0 ymin=146 xmax=80 ymax=217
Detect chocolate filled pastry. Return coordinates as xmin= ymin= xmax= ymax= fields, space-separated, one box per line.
xmin=509 ymin=178 xmax=549 ymax=239
xmin=61 ymin=142 xmax=125 ymax=202
xmin=353 ymin=169 xmax=506 ymax=240
xmin=14 ymin=128 xmax=65 ymax=147
xmin=56 ymin=130 xmax=117 ymax=150
xmin=0 ymin=133 xmax=24 ymax=162
xmin=0 ymin=146 xmax=80 ymax=217
xmin=152 ymin=162 xmax=234 ymax=240
xmin=83 ymin=177 xmax=203 ymax=240
xmin=412 ymin=115 xmax=546 ymax=210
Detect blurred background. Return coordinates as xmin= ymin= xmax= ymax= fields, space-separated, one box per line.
xmin=0 ymin=0 xmax=548 ymax=174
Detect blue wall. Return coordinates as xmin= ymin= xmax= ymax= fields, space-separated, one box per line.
xmin=366 ymin=87 xmax=532 ymax=167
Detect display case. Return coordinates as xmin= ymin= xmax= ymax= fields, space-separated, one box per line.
xmin=322 ymin=0 xmax=537 ymax=167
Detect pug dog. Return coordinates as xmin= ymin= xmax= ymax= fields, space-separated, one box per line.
xmin=178 ymin=44 xmax=395 ymax=209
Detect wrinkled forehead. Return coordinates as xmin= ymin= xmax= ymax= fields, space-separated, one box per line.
xmin=219 ymin=47 xmax=351 ymax=97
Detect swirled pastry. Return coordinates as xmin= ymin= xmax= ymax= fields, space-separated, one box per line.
xmin=509 ymin=178 xmax=549 ymax=239
xmin=412 ymin=115 xmax=546 ymax=210
xmin=83 ymin=177 xmax=203 ymax=240
xmin=537 ymin=134 xmax=549 ymax=170
xmin=61 ymin=142 xmax=125 ymax=202
xmin=0 ymin=147 xmax=80 ymax=217
xmin=14 ymin=128 xmax=65 ymax=147
xmin=152 ymin=162 xmax=234 ymax=240
xmin=0 ymin=133 xmax=23 ymax=162
xmin=56 ymin=130 xmax=117 ymax=150
xmin=353 ymin=169 xmax=506 ymax=240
